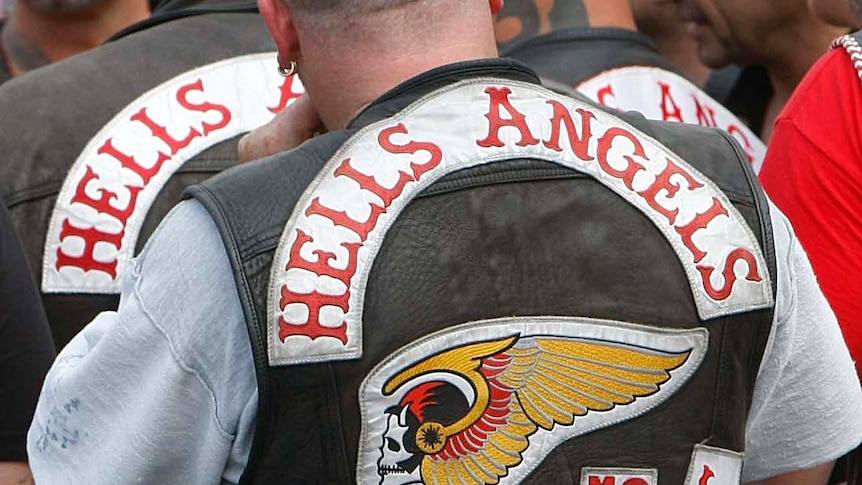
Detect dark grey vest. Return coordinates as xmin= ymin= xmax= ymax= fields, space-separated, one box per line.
xmin=0 ymin=6 xmax=281 ymax=349
xmin=503 ymin=28 xmax=678 ymax=89
xmin=188 ymin=61 xmax=776 ymax=485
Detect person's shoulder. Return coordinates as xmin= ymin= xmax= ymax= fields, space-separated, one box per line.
xmin=187 ymin=130 xmax=355 ymax=251
xmin=780 ymin=47 xmax=861 ymax=120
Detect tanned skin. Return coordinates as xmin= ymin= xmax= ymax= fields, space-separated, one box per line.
xmin=0 ymin=0 xmax=149 ymax=77
xmin=495 ymin=0 xmax=639 ymax=52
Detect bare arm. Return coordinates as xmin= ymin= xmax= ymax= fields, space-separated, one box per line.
xmin=746 ymin=461 xmax=834 ymax=485
xmin=0 ymin=462 xmax=34 ymax=485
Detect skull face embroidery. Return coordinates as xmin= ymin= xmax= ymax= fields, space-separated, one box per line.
xmin=376 ymin=382 xmax=470 ymax=485
xmin=377 ymin=406 xmax=421 ymax=484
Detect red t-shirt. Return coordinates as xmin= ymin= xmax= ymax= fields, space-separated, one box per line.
xmin=761 ymin=47 xmax=862 ymax=378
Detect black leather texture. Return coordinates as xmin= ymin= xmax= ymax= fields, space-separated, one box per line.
xmin=188 ymin=61 xmax=776 ymax=485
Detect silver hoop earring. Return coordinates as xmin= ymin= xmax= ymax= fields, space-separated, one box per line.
xmin=278 ymin=60 xmax=297 ymax=78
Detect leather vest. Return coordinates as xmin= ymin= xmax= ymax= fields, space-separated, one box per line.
xmin=187 ymin=60 xmax=776 ymax=485
xmin=0 ymin=4 xmax=300 ymax=348
xmin=505 ymin=28 xmax=767 ymax=172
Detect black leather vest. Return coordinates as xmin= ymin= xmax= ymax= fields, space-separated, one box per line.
xmin=504 ymin=27 xmax=768 ymax=173
xmin=187 ymin=60 xmax=776 ymax=485
xmin=503 ymin=28 xmax=677 ymax=89
xmin=0 ymin=3 xmax=291 ymax=349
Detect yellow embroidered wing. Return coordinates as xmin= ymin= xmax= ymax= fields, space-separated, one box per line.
xmin=386 ymin=335 xmax=691 ymax=485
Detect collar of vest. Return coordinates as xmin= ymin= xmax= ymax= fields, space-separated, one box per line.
xmin=502 ymin=27 xmax=658 ymax=58
xmin=108 ymin=0 xmax=258 ymax=42
xmin=348 ymin=58 xmax=540 ymax=129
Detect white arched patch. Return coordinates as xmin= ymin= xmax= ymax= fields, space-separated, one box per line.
xmin=267 ymin=78 xmax=773 ymax=365
xmin=357 ymin=316 xmax=708 ymax=485
xmin=577 ymin=66 xmax=766 ymax=173
xmin=42 ymin=52 xmax=305 ymax=294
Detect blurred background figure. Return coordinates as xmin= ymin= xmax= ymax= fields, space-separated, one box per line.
xmin=759 ymin=1 xmax=862 ymax=483
xmin=0 ymin=201 xmax=55 ymax=485
xmin=809 ymin=0 xmax=861 ymax=27
xmin=497 ymin=0 xmax=767 ymax=170
xmin=0 ymin=0 xmax=299 ymax=350
xmin=630 ymin=0 xmax=711 ymax=87
xmin=0 ymin=0 xmax=150 ymax=83
xmin=674 ymin=0 xmax=844 ymax=141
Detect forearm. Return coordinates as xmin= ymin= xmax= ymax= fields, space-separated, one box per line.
xmin=0 ymin=462 xmax=34 ymax=485
xmin=746 ymin=460 xmax=834 ymax=485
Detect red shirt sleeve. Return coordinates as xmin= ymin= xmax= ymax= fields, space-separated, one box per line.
xmin=761 ymin=48 xmax=862 ymax=378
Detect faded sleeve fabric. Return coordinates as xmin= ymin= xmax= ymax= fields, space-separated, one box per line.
xmin=0 ymin=201 xmax=55 ymax=461
xmin=27 ymin=201 xmax=257 ymax=485
xmin=26 ymin=198 xmax=862 ymax=483
xmin=760 ymin=48 xmax=862 ymax=379
xmin=741 ymin=201 xmax=862 ymax=482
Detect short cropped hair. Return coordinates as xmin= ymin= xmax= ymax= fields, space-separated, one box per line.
xmin=284 ymin=0 xmax=420 ymax=14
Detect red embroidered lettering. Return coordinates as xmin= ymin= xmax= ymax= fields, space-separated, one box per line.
xmin=335 ymin=158 xmax=412 ymax=207
xmin=728 ymin=125 xmax=756 ymax=164
xmin=268 ymin=75 xmax=303 ymax=114
xmin=477 ymin=87 xmax=540 ymax=148
xmin=279 ymin=230 xmax=361 ymax=344
xmin=597 ymin=84 xmax=615 ymax=106
xmin=306 ymin=198 xmax=386 ymax=240
xmin=378 ymin=123 xmax=443 ymax=179
xmin=70 ymin=166 xmax=142 ymax=225
xmin=543 ymin=101 xmax=595 ymax=161
xmin=279 ymin=287 xmax=349 ymax=344
xmin=286 ymin=230 xmax=360 ymax=284
xmin=55 ymin=220 xmax=122 ymax=278
xmin=176 ymin=79 xmax=232 ymax=136
xmin=697 ymin=248 xmax=762 ymax=300
xmin=589 ymin=477 xmax=615 ymax=485
xmin=698 ymin=465 xmax=715 ymax=485
xmin=659 ymin=82 xmax=684 ymax=122
xmin=638 ymin=158 xmax=704 ymax=224
xmin=675 ymin=198 xmax=729 ymax=263
xmin=99 ymin=138 xmax=166 ymax=186
xmin=694 ymin=96 xmax=717 ymax=128
xmin=131 ymin=107 xmax=201 ymax=155
xmin=623 ymin=480 xmax=649 ymax=485
xmin=597 ymin=127 xmax=648 ymax=190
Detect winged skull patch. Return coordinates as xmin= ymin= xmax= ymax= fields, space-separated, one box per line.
xmin=357 ymin=317 xmax=708 ymax=485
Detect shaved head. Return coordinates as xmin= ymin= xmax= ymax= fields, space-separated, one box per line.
xmin=284 ymin=0 xmax=420 ymax=14
xmin=495 ymin=0 xmax=587 ymax=51
xmin=20 ymin=0 xmax=109 ymax=12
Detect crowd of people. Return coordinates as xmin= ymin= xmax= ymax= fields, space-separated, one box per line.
xmin=0 ymin=0 xmax=861 ymax=484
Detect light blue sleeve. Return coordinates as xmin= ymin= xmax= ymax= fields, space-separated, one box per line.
xmin=27 ymin=200 xmax=258 ymax=485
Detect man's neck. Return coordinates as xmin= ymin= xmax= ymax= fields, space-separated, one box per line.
xmin=583 ymin=0 xmax=637 ymax=31
xmin=651 ymin=29 xmax=711 ymax=87
xmin=300 ymin=8 xmax=500 ymax=130
xmin=760 ymin=18 xmax=845 ymax=140
xmin=1 ymin=1 xmax=149 ymax=76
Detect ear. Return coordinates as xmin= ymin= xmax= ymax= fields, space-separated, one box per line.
xmin=489 ymin=0 xmax=504 ymax=15
xmin=258 ymin=0 xmax=301 ymax=67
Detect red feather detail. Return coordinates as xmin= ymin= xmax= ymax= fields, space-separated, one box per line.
xmin=435 ymin=351 xmax=518 ymax=460
xmin=400 ymin=381 xmax=444 ymax=423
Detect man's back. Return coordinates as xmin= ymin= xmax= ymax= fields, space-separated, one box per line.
xmin=503 ymin=26 xmax=767 ymax=171
xmin=0 ymin=1 xmax=300 ymax=347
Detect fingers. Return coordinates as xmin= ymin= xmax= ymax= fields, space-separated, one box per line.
xmin=238 ymin=95 xmax=324 ymax=163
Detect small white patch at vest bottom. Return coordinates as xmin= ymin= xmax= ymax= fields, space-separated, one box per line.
xmin=577 ymin=66 xmax=766 ymax=173
xmin=42 ymin=52 xmax=304 ymax=294
xmin=683 ymin=444 xmax=743 ymax=485
xmin=580 ymin=467 xmax=658 ymax=485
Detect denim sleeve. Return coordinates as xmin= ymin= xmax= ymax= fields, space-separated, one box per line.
xmin=27 ymin=200 xmax=257 ymax=485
